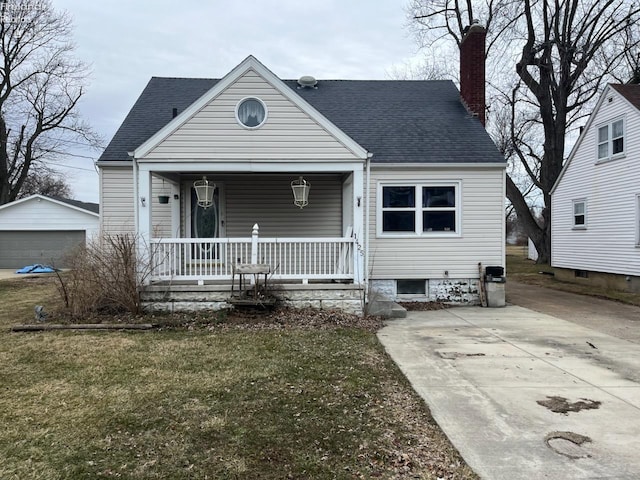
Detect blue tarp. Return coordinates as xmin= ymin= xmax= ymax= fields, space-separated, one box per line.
xmin=15 ymin=264 xmax=58 ymax=274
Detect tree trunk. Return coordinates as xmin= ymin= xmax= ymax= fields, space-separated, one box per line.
xmin=506 ymin=173 xmax=550 ymax=264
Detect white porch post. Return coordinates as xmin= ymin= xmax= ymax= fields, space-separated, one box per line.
xmin=352 ymin=165 xmax=365 ymax=283
xmin=251 ymin=223 xmax=259 ymax=264
xmin=137 ymin=165 xmax=152 ymax=285
xmin=170 ymin=182 xmax=180 ymax=237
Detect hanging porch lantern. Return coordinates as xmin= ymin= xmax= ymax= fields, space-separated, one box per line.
xmin=291 ymin=176 xmax=311 ymax=209
xmin=193 ymin=176 xmax=216 ymax=209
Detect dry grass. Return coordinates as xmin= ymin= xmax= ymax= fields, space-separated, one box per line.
xmin=506 ymin=247 xmax=640 ymax=307
xmin=0 ymin=276 xmax=477 ymax=479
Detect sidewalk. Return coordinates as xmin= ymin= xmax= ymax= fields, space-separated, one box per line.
xmin=378 ymin=306 xmax=640 ymax=479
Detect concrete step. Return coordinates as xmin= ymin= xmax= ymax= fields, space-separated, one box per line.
xmin=389 ymin=305 xmax=407 ymax=318
xmin=367 ymin=298 xmax=407 ymax=319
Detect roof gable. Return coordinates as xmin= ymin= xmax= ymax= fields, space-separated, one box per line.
xmin=552 ymin=84 xmax=640 ymax=193
xmin=0 ymin=194 xmax=99 ymax=217
xmin=133 ymin=55 xmax=368 ymax=160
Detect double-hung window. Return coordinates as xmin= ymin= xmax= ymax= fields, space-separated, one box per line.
xmin=573 ymin=199 xmax=586 ymax=228
xmin=597 ymin=119 xmax=624 ymax=161
xmin=380 ymin=183 xmax=460 ymax=236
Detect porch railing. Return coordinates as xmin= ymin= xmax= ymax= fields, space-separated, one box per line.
xmin=150 ymin=225 xmax=356 ymax=282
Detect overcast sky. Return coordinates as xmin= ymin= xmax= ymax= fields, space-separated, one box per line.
xmin=52 ymin=0 xmax=424 ymax=202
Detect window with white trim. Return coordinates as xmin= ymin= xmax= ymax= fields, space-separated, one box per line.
xmin=597 ymin=118 xmax=624 ymax=160
xmin=573 ymin=199 xmax=586 ymax=228
xmin=379 ymin=183 xmax=460 ymax=236
xmin=235 ymin=97 xmax=267 ymax=129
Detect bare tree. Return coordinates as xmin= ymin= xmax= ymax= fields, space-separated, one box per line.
xmin=17 ymin=167 xmax=71 ymax=198
xmin=0 ymin=0 xmax=99 ymax=205
xmin=409 ymin=0 xmax=640 ymax=263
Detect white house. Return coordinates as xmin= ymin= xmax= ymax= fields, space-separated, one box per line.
xmin=97 ymin=27 xmax=505 ymax=313
xmin=551 ymin=83 xmax=640 ymax=291
xmin=0 ymin=195 xmax=99 ymax=268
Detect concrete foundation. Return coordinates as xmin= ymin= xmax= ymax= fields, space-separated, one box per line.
xmin=141 ymin=282 xmax=364 ymax=315
xmin=370 ymin=278 xmax=480 ymax=304
xmin=554 ymin=267 xmax=640 ymax=294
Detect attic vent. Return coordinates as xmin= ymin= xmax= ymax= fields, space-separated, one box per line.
xmin=297 ymin=75 xmax=318 ymax=89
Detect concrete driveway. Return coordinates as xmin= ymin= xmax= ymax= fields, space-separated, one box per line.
xmin=0 ymin=269 xmax=23 ymax=280
xmin=378 ymin=306 xmax=640 ymax=479
xmin=506 ymin=280 xmax=640 ymax=344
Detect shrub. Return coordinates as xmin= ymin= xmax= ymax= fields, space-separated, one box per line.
xmin=56 ymin=233 xmax=153 ymax=319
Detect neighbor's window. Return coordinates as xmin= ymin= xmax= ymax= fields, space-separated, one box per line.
xmin=380 ymin=183 xmax=459 ymax=235
xmin=573 ymin=199 xmax=586 ymax=228
xmin=236 ymin=97 xmax=267 ymax=128
xmin=597 ymin=119 xmax=624 ymax=160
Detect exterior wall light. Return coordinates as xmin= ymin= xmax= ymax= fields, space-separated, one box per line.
xmin=194 ymin=176 xmax=216 ymax=209
xmin=291 ymin=176 xmax=310 ymax=209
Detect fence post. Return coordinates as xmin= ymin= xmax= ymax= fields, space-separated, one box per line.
xmin=251 ymin=223 xmax=259 ymax=264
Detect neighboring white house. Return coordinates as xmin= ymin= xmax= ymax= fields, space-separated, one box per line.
xmin=97 ymin=28 xmax=505 ymax=313
xmin=551 ymin=83 xmax=640 ymax=291
xmin=0 ymin=195 xmax=99 ymax=268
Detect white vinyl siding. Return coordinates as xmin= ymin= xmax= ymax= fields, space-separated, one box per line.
xmin=143 ymin=70 xmax=359 ymax=161
xmin=101 ymin=167 xmax=134 ymax=235
xmin=201 ymin=174 xmax=342 ymax=238
xmin=369 ymin=167 xmax=505 ymax=279
xmin=150 ymin=177 xmax=172 ymax=238
xmin=100 ymin=167 xmax=172 ymax=237
xmin=552 ymin=87 xmax=640 ymax=276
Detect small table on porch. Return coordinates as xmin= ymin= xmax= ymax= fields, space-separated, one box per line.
xmin=231 ymin=263 xmax=271 ymax=304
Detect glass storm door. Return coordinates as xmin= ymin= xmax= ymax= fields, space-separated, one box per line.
xmin=191 ymin=187 xmax=220 ymax=259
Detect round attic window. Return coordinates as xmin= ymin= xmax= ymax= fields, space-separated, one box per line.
xmin=236 ymin=97 xmax=267 ymax=129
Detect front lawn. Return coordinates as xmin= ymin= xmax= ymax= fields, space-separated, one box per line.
xmin=0 ymin=276 xmax=476 ymax=479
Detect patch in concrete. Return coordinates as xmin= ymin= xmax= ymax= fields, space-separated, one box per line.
xmin=544 ymin=431 xmax=592 ymax=459
xmin=536 ymin=395 xmax=601 ymax=415
xmin=437 ymin=351 xmax=486 ymax=360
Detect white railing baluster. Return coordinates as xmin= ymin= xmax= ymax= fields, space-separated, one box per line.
xmin=150 ymin=236 xmax=355 ymax=282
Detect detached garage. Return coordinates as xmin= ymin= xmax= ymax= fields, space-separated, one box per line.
xmin=0 ymin=195 xmax=99 ymax=269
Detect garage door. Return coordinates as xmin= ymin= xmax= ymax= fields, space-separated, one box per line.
xmin=0 ymin=231 xmax=85 ymax=269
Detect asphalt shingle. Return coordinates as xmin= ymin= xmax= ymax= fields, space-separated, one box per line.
xmin=611 ymin=84 xmax=640 ymax=110
xmin=99 ymin=77 xmax=505 ymax=165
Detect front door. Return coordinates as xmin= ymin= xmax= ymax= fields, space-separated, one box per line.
xmin=190 ymin=186 xmax=222 ymax=259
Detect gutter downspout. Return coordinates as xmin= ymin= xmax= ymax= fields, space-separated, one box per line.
xmin=364 ymin=152 xmax=373 ymax=306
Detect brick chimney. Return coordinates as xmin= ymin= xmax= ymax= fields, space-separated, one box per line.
xmin=460 ymin=21 xmax=486 ymax=126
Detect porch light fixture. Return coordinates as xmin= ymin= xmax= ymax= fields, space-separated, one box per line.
xmin=193 ymin=176 xmax=216 ymax=209
xmin=291 ymin=176 xmax=310 ymax=209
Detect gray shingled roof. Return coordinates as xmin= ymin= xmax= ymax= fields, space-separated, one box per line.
xmin=50 ymin=196 xmax=99 ymax=214
xmin=99 ymin=77 xmax=505 ymax=164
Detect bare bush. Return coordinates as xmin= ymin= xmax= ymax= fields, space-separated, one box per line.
xmin=56 ymin=233 xmax=152 ymax=319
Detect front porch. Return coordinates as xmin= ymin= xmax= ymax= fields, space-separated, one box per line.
xmin=145 ymin=225 xmax=364 ymax=313
xmin=150 ymin=228 xmax=358 ymax=283
xmin=134 ymin=164 xmax=366 ymax=313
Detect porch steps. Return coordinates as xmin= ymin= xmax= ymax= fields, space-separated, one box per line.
xmin=366 ymin=297 xmax=407 ymax=319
